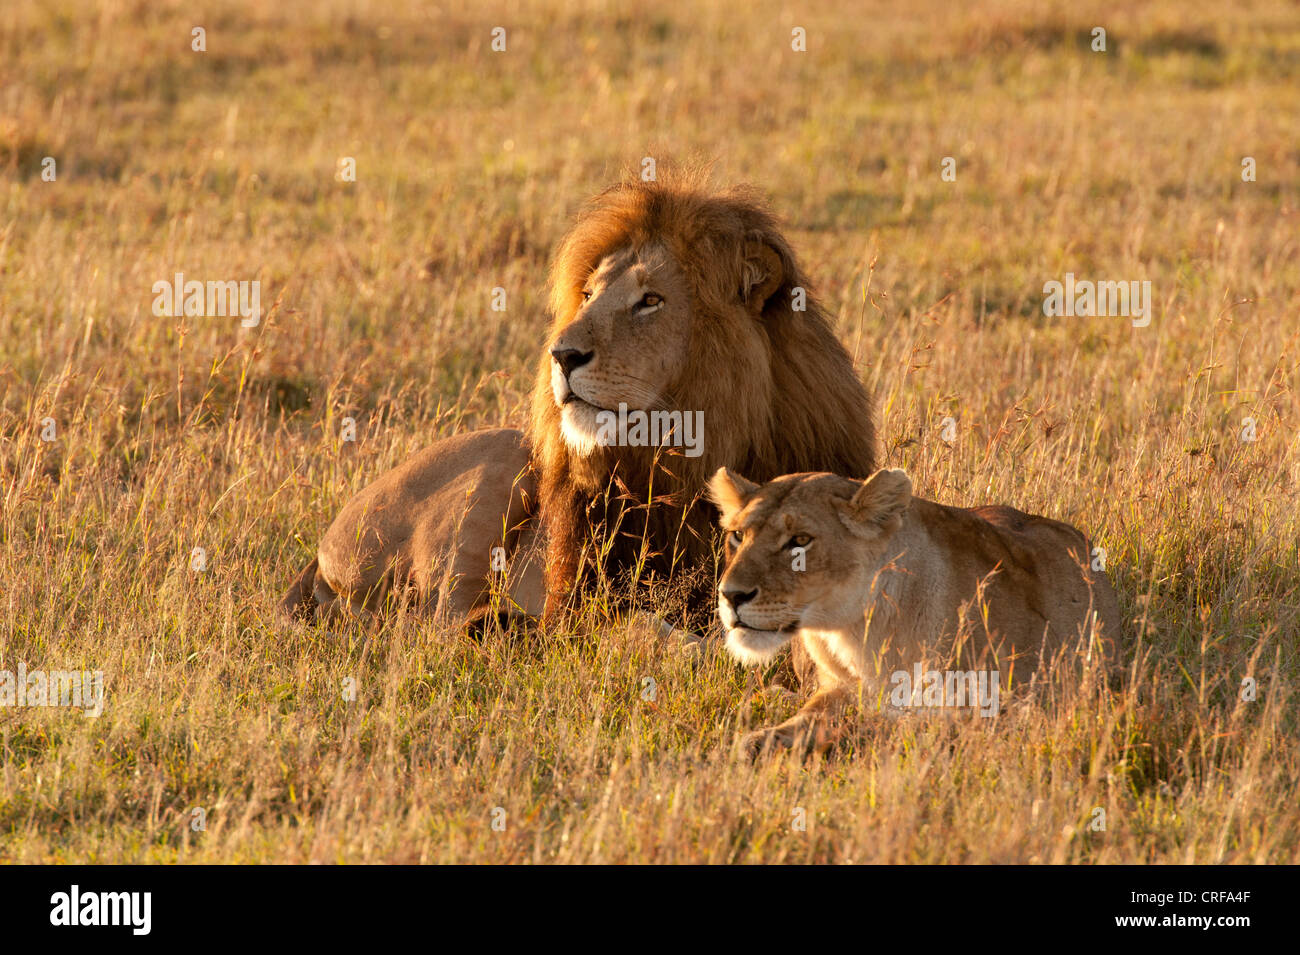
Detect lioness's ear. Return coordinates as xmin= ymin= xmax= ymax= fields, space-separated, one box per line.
xmin=837 ymin=469 xmax=912 ymax=537
xmin=740 ymin=239 xmax=785 ymax=312
xmin=709 ymin=467 xmax=758 ymax=521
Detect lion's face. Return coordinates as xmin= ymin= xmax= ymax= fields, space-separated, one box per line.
xmin=529 ymin=173 xmax=879 ymax=617
xmin=547 ymin=242 xmax=693 ymax=455
xmin=708 ymin=467 xmax=913 ymax=665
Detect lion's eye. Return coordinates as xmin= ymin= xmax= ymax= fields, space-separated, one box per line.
xmin=639 ymin=293 xmax=663 ymax=310
xmin=786 ymin=534 xmax=811 ymax=549
xmin=727 ymin=530 xmax=743 ymax=548
xmin=581 ymin=289 xmax=592 ymax=302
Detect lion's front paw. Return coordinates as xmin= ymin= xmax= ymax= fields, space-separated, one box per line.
xmin=628 ymin=611 xmax=717 ymax=657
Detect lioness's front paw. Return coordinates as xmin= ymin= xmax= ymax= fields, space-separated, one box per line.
xmin=738 ymin=724 xmax=803 ymax=761
xmin=739 ymin=727 xmax=779 ymax=760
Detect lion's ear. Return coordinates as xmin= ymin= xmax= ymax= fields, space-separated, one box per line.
xmin=836 ymin=469 xmax=912 ymax=537
xmin=740 ymin=239 xmax=785 ymax=313
xmin=709 ymin=467 xmax=758 ymax=520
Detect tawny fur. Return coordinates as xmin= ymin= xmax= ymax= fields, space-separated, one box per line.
xmin=281 ymin=169 xmax=878 ymax=638
xmin=530 ymin=167 xmax=877 ymax=618
xmin=710 ymin=468 xmax=1123 ymax=757
xmin=279 ymin=428 xmax=543 ymax=625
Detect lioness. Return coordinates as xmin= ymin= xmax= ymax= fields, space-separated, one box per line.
xmin=709 ymin=467 xmax=1122 ymax=757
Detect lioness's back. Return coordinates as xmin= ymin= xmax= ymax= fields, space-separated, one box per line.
xmin=923 ymin=500 xmax=1121 ymax=666
xmin=711 ymin=467 xmax=1125 ymax=754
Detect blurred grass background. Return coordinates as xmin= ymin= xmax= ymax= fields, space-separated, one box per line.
xmin=0 ymin=0 xmax=1297 ymax=862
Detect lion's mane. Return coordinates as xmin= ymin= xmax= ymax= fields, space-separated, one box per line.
xmin=529 ymin=167 xmax=877 ymax=617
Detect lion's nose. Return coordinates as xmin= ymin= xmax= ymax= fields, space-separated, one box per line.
xmin=720 ymin=587 xmax=758 ymax=613
xmin=550 ymin=348 xmax=594 ymax=378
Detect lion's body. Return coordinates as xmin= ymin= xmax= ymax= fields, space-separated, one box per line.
xmin=531 ymin=169 xmax=877 ymax=620
xmin=279 ymin=428 xmax=543 ymax=625
xmin=281 ymin=170 xmax=877 ymax=641
xmin=709 ymin=468 xmax=1122 ymax=756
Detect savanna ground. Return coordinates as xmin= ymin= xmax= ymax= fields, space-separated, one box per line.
xmin=1 ymin=0 xmax=1298 ymax=863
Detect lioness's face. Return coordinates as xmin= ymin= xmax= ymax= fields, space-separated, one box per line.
xmin=709 ymin=468 xmax=913 ymax=665
xmin=548 ymin=242 xmax=692 ymax=455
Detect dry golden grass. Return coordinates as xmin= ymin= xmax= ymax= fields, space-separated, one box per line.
xmin=1 ymin=0 xmax=1297 ymax=862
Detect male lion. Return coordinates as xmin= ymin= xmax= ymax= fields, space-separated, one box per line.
xmin=279 ymin=428 xmax=542 ymax=627
xmin=532 ymin=169 xmax=876 ymax=624
xmin=709 ymin=467 xmax=1122 ymax=758
xmin=281 ymin=169 xmax=877 ymax=646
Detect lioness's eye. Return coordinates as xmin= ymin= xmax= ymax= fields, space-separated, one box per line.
xmin=787 ymin=534 xmax=811 ymax=549
xmin=639 ymin=293 xmax=663 ymax=309
xmin=727 ymin=530 xmax=742 ymax=548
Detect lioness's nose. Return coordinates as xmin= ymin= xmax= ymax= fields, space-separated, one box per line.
xmin=720 ymin=587 xmax=758 ymax=613
xmin=550 ymin=348 xmax=594 ymax=378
